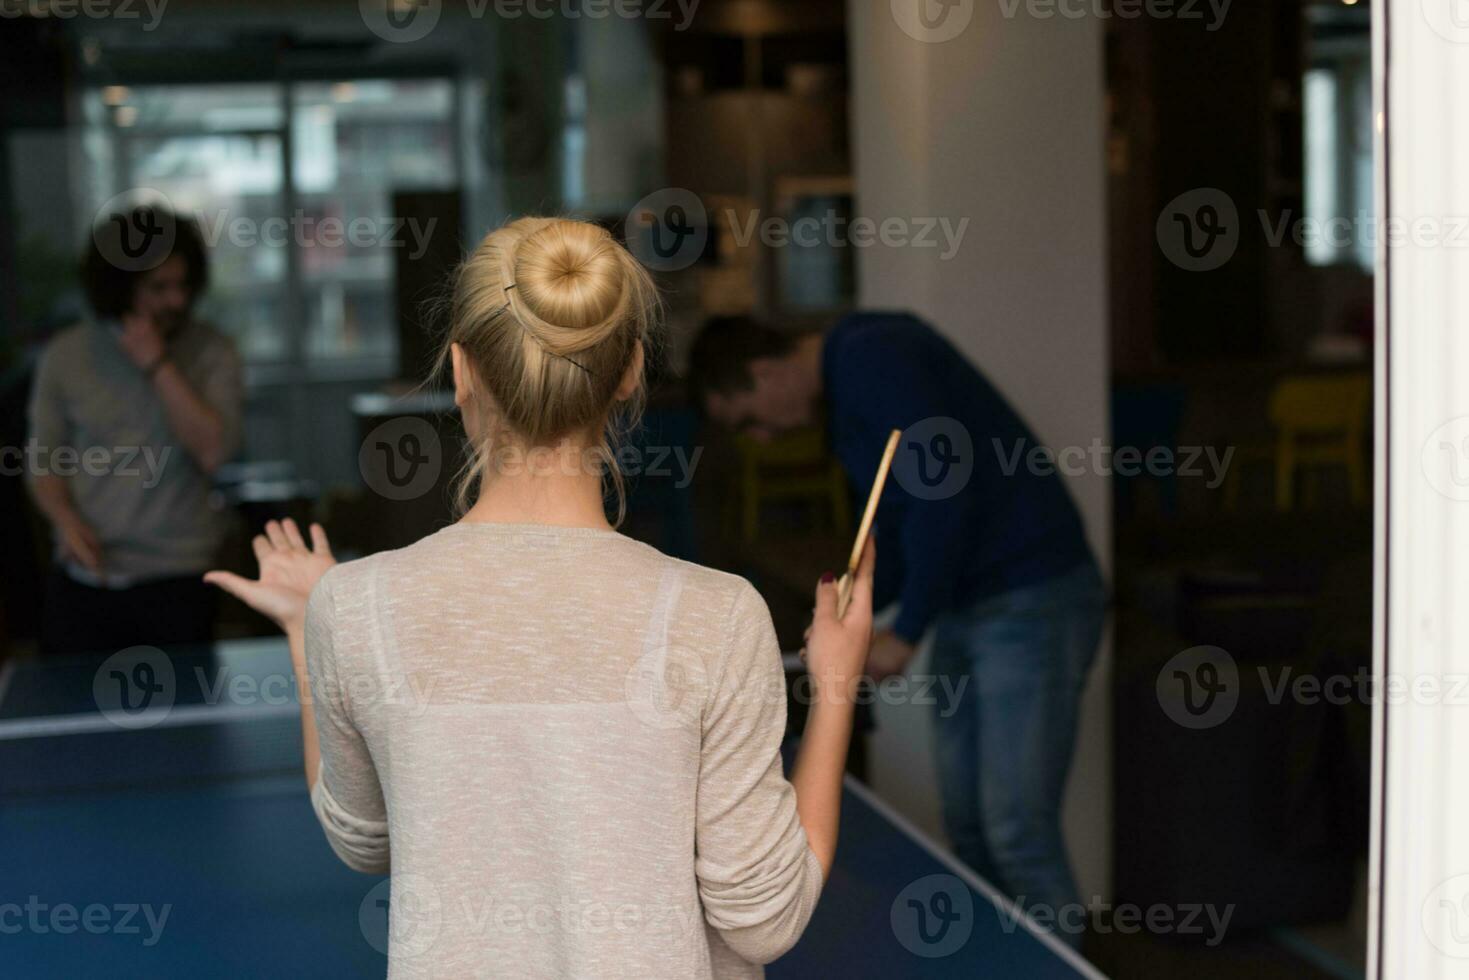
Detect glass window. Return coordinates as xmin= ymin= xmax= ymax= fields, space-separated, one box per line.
xmin=83 ymin=83 xmax=289 ymax=360
xmin=1303 ymin=69 xmax=1337 ymax=269
xmin=291 ymin=79 xmax=457 ymax=366
xmin=80 ymin=77 xmax=457 ymax=370
xmin=1303 ymin=15 xmax=1372 ymax=272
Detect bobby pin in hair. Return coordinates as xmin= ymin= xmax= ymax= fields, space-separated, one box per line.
xmin=499 ymin=282 xmax=594 ymax=376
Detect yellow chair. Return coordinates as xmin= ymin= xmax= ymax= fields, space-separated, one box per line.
xmin=733 ymin=428 xmax=850 ymax=542
xmin=1223 ymin=373 xmax=1371 ymax=511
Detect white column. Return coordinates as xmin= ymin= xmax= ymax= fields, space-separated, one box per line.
xmin=1374 ymin=0 xmax=1469 ymax=976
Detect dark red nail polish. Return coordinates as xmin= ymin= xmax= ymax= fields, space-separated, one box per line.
xmin=820 ymin=571 xmax=835 ymax=584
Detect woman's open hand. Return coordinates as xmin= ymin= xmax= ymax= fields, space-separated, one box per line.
xmin=204 ymin=518 xmax=336 ymax=634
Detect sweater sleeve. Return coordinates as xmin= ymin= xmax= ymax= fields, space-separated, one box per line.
xmin=25 ymin=340 xmax=69 ymax=486
xmin=194 ymin=332 xmax=245 ymax=464
xmin=890 ymin=483 xmax=977 ymax=644
xmin=694 ymin=581 xmax=824 ymax=964
xmin=304 ymin=570 xmax=391 ymax=875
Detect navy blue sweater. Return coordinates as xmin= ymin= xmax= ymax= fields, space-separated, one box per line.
xmin=821 ymin=312 xmax=1096 ymax=643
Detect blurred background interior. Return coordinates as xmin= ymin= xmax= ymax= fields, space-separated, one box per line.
xmin=0 ymin=1 xmax=1374 ymax=976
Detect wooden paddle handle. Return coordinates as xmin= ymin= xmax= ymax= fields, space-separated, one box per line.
xmin=835 ymin=428 xmax=901 ymax=619
xmin=836 ymin=572 xmax=854 ymax=618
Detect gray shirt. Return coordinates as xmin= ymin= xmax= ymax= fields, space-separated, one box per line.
xmin=303 ymin=522 xmax=825 ymax=978
xmin=26 ymin=319 xmax=243 ymax=585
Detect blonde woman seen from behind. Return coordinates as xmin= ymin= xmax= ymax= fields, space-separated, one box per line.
xmin=206 ymin=216 xmax=875 ymax=979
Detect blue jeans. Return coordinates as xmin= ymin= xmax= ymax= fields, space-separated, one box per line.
xmin=928 ymin=561 xmax=1105 ymax=947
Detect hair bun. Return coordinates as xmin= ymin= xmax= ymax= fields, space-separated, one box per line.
xmin=512 ymin=220 xmax=628 ymax=353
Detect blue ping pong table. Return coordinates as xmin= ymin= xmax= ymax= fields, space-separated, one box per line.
xmin=0 ymin=640 xmax=1101 ymax=978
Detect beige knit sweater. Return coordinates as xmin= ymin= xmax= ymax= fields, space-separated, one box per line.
xmin=303 ymin=521 xmax=824 ymax=978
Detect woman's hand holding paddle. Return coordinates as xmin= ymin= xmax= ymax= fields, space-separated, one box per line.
xmin=791 ymin=533 xmax=875 ymax=879
xmin=805 ymin=532 xmax=876 ymax=703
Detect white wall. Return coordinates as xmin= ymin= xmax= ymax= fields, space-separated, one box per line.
xmin=847 ymin=0 xmax=1112 ymax=901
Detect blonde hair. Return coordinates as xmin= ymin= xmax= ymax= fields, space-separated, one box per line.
xmin=430 ymin=216 xmax=659 ymax=523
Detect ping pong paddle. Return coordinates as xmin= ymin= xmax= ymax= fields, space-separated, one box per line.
xmin=836 ymin=428 xmax=901 ymax=618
